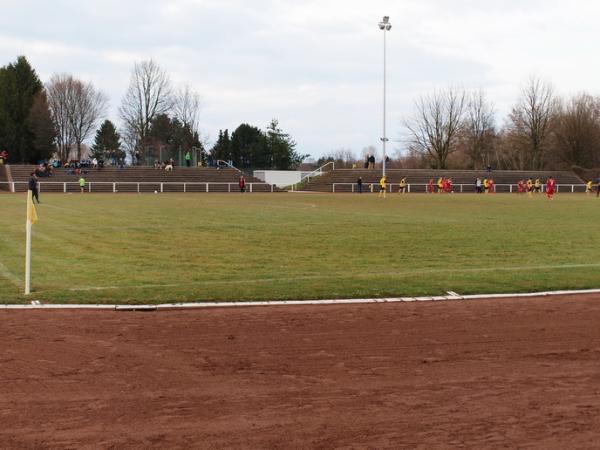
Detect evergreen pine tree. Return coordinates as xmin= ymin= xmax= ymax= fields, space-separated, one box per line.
xmin=0 ymin=56 xmax=55 ymax=163
xmin=92 ymin=120 xmax=123 ymax=161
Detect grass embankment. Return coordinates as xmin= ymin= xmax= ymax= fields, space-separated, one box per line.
xmin=1 ymin=192 xmax=599 ymax=304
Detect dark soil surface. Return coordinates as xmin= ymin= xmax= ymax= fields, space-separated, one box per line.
xmin=2 ymin=295 xmax=600 ymax=449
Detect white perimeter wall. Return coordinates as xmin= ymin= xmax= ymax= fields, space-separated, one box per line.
xmin=253 ymin=171 xmax=314 ymax=188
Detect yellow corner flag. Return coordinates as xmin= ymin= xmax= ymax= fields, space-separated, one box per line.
xmin=27 ymin=190 xmax=38 ymax=225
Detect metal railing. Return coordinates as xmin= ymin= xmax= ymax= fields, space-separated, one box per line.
xmin=216 ymin=160 xmax=241 ymax=171
xmin=332 ymin=183 xmax=589 ymax=193
xmin=290 ymin=161 xmax=335 ymax=191
xmin=1 ymin=181 xmax=277 ymax=193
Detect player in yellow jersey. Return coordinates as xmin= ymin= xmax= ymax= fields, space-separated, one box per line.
xmin=586 ymin=180 xmax=593 ymax=194
xmin=398 ymin=177 xmax=407 ymax=194
xmin=526 ymin=178 xmax=533 ymax=197
xmin=437 ymin=177 xmax=443 ymax=193
xmin=379 ymin=176 xmax=387 ymax=198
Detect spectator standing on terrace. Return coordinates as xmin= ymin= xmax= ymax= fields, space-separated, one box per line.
xmin=475 ymin=178 xmax=482 ymax=193
xmin=92 ymin=157 xmax=98 ymax=168
xmin=28 ymin=172 xmax=40 ymax=203
xmin=164 ymin=161 xmax=173 ymax=171
xmin=368 ymin=155 xmax=375 ymax=169
xmin=357 ymin=176 xmax=363 ymax=193
xmin=239 ymin=175 xmax=246 ymax=193
xmin=79 ymin=176 xmax=86 ymax=193
xmin=185 ymin=151 xmax=191 ymax=167
xmin=0 ymin=149 xmax=7 ymax=164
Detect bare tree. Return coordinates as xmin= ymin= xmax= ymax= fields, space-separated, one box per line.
xmin=463 ymin=89 xmax=496 ymax=169
xmin=509 ymin=76 xmax=556 ymax=170
xmin=552 ymin=93 xmax=600 ymax=168
xmin=68 ymin=80 xmax=108 ymax=160
xmin=494 ymin=125 xmax=530 ymax=170
xmin=405 ymin=87 xmax=466 ymax=169
xmin=119 ymin=60 xmax=172 ymax=163
xmin=173 ymin=84 xmax=201 ymax=135
xmin=46 ymin=74 xmax=108 ymax=161
xmin=46 ymin=74 xmax=74 ymax=161
xmin=317 ymin=148 xmax=357 ymax=168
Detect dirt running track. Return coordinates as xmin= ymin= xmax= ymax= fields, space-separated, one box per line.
xmin=2 ymin=295 xmax=600 ymax=449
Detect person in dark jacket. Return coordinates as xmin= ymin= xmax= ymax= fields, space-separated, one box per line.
xmin=28 ymin=172 xmax=40 ymax=203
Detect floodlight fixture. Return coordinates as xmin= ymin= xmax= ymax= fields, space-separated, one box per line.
xmin=378 ymin=16 xmax=391 ymax=177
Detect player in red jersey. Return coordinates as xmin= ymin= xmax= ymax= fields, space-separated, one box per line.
xmin=517 ymin=180 xmax=524 ymax=194
xmin=427 ymin=179 xmax=434 ymax=193
xmin=546 ymin=176 xmax=556 ymax=199
xmin=488 ymin=178 xmax=495 ymax=194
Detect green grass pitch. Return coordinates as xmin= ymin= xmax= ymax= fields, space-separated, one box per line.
xmin=1 ymin=192 xmax=599 ymax=304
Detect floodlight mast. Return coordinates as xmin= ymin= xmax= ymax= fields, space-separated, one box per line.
xmin=378 ymin=16 xmax=391 ymax=178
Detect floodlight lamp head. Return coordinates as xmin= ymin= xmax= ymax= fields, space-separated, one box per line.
xmin=378 ymin=23 xmax=385 ymax=30
xmin=382 ymin=16 xmax=390 ymax=23
xmin=385 ymin=24 xmax=392 ymax=30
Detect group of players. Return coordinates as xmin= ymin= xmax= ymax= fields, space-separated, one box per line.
xmin=376 ymin=175 xmax=560 ymax=199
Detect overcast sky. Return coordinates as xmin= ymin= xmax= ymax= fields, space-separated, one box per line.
xmin=1 ymin=0 xmax=599 ymax=159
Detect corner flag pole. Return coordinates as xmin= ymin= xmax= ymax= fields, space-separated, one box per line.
xmin=25 ymin=189 xmax=37 ymax=295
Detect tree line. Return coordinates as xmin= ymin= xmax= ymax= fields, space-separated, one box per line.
xmin=319 ymin=77 xmax=600 ymax=173
xmin=0 ymin=56 xmax=303 ymax=170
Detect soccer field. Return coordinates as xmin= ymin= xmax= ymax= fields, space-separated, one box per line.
xmin=1 ymin=192 xmax=599 ymax=304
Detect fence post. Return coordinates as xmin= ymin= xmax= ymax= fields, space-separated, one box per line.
xmin=137 ymin=183 xmax=140 ymax=193
xmin=228 ymin=183 xmax=231 ymax=193
xmin=88 ymin=182 xmax=91 ymax=193
xmin=63 ymin=182 xmax=67 ymax=193
xmin=408 ymin=184 xmax=411 ymax=193
xmin=160 ymin=183 xmax=163 ymax=193
xmin=271 ymin=184 xmax=274 ymax=192
xmin=250 ymin=183 xmax=253 ymax=193
xmin=11 ymin=182 xmax=15 ymax=192
xmin=184 ymin=183 xmax=187 ymax=193
xmin=206 ymin=183 xmax=209 ymax=193
xmin=113 ymin=182 xmax=116 ymax=193
xmin=333 ymin=184 xmax=336 ymax=193
xmin=572 ymin=185 xmax=574 ymax=193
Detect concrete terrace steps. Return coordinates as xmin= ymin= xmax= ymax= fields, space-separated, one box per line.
xmin=303 ymin=169 xmax=584 ymax=193
xmin=4 ymin=165 xmax=284 ymax=193
xmin=0 ymin=165 xmax=9 ymax=190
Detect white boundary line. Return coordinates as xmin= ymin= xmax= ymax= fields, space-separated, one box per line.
xmin=2 ymin=288 xmax=600 ymax=310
